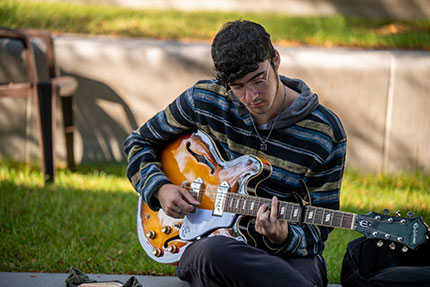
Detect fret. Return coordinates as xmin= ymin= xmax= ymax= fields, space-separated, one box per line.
xmin=236 ymin=197 xmax=240 ymax=213
xmin=242 ymin=199 xmax=247 ymax=211
xmin=228 ymin=193 xmax=237 ymax=213
xmin=331 ymin=211 xmax=342 ymax=227
xmin=250 ymin=201 xmax=256 ymax=213
xmin=285 ymin=202 xmax=293 ymax=221
xmin=235 ymin=196 xmax=240 ymax=211
xmin=292 ymin=204 xmax=300 ymax=223
xmin=330 ymin=210 xmax=334 ymax=226
xmin=239 ymin=195 xmax=245 ymax=213
xmin=314 ymin=207 xmax=324 ymax=225
xmin=303 ymin=206 xmax=309 ymax=223
xmin=279 ymin=202 xmax=286 ymax=219
xmin=323 ymin=209 xmax=334 ymax=226
xmin=229 ymin=196 xmax=234 ymax=208
xmin=321 ymin=209 xmax=326 ymax=225
xmin=248 ymin=198 xmax=255 ymax=216
xmin=305 ymin=206 xmax=316 ymax=224
xmin=229 ymin=195 xmax=234 ymax=213
xmin=259 ymin=197 xmax=268 ymax=212
xmin=342 ymin=213 xmax=355 ymax=230
xmin=286 ymin=202 xmax=294 ymax=221
xmin=223 ymin=194 xmax=230 ymax=213
xmin=350 ymin=214 xmax=356 ymax=230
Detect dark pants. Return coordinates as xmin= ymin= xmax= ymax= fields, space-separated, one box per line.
xmin=177 ymin=236 xmax=327 ymax=287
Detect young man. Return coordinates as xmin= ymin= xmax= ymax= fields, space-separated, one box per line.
xmin=124 ymin=20 xmax=346 ymax=287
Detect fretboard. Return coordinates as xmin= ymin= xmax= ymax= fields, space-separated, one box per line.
xmin=222 ymin=193 xmax=356 ymax=230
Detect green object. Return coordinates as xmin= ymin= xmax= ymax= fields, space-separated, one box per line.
xmin=65 ymin=267 xmax=142 ymax=287
xmin=122 ymin=276 xmax=143 ymax=287
xmin=65 ymin=267 xmax=97 ymax=287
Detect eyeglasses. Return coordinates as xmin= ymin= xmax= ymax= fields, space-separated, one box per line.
xmin=227 ymin=64 xmax=271 ymax=99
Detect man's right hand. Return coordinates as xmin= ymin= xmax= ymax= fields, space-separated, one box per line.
xmin=154 ymin=184 xmax=200 ymax=218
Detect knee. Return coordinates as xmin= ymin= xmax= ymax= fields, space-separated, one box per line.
xmin=189 ymin=236 xmax=238 ymax=268
xmin=199 ymin=236 xmax=232 ymax=262
xmin=178 ymin=236 xmax=240 ymax=286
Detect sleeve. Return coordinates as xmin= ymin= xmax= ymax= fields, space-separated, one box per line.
xmin=265 ymin=119 xmax=347 ymax=258
xmin=123 ymin=87 xmax=197 ymax=210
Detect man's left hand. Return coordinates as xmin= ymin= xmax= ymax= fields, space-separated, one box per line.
xmin=255 ymin=196 xmax=289 ymax=245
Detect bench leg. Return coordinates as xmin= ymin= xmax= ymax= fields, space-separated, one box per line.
xmin=60 ymin=95 xmax=75 ymax=172
xmin=37 ymin=81 xmax=55 ymax=183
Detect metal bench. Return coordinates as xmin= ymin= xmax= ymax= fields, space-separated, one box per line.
xmin=0 ymin=28 xmax=77 ymax=182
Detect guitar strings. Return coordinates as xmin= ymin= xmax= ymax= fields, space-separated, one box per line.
xmin=187 ymin=188 xmax=354 ymax=227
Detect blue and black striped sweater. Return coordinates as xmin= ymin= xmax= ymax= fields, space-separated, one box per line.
xmin=124 ymin=76 xmax=346 ymax=261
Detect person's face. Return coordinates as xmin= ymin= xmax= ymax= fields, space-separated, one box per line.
xmin=228 ymin=59 xmax=279 ymax=117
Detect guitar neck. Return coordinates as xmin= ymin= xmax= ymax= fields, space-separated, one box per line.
xmin=222 ymin=193 xmax=356 ymax=230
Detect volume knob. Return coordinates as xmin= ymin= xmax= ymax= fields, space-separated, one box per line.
xmin=162 ymin=226 xmax=172 ymax=234
xmin=146 ymin=230 xmax=156 ymax=239
xmin=167 ymin=245 xmax=178 ymax=253
xmin=152 ymin=248 xmax=162 ymax=257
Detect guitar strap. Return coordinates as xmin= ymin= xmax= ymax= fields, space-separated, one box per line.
xmin=299 ymin=179 xmax=312 ymax=206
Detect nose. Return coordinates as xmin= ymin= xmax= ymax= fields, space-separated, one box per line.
xmin=244 ymin=86 xmax=259 ymax=103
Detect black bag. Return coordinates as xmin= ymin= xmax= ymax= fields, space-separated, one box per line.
xmin=340 ymin=237 xmax=430 ymax=287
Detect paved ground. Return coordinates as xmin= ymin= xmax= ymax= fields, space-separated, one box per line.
xmin=0 ymin=272 xmax=342 ymax=287
xmin=0 ymin=272 xmax=189 ymax=287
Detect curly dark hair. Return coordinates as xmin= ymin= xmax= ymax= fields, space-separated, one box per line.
xmin=211 ymin=20 xmax=276 ymax=85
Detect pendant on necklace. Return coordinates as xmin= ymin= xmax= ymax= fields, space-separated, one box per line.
xmin=260 ymin=143 xmax=267 ymax=151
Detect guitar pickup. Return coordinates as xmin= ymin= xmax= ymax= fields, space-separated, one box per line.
xmin=213 ymin=181 xmax=230 ymax=217
xmin=190 ymin=178 xmax=204 ymax=195
xmin=189 ymin=178 xmax=204 ymax=213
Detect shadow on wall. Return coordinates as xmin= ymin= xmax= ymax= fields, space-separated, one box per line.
xmin=68 ymin=73 xmax=138 ymax=164
xmin=68 ymin=69 xmax=427 ymax=171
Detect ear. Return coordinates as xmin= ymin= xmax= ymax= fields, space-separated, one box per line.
xmin=273 ymin=50 xmax=281 ymax=71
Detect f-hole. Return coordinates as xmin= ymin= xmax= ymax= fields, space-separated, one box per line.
xmin=186 ymin=142 xmax=215 ymax=174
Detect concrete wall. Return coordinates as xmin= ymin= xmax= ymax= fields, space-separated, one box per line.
xmin=1 ymin=35 xmax=429 ymax=173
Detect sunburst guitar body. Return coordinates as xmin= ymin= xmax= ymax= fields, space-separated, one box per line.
xmin=137 ymin=130 xmax=271 ymax=264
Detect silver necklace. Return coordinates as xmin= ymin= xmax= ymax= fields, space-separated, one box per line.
xmin=251 ymin=86 xmax=287 ymax=151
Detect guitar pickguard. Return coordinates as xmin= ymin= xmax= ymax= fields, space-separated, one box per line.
xmin=180 ymin=209 xmax=237 ymax=241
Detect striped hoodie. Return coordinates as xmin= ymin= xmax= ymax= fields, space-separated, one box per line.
xmin=124 ymin=76 xmax=347 ymax=261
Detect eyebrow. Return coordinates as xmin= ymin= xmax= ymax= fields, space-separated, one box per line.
xmin=230 ymin=70 xmax=266 ymax=86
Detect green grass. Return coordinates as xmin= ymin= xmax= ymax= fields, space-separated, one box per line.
xmin=0 ymin=161 xmax=176 ymax=276
xmin=1 ymin=0 xmax=429 ymax=50
xmin=1 ymin=160 xmax=429 ymax=283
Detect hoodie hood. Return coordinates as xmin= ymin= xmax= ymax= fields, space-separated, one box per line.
xmin=275 ymin=76 xmax=319 ymax=129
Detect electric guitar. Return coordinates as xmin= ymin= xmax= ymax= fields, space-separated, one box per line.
xmin=136 ymin=130 xmax=429 ymax=264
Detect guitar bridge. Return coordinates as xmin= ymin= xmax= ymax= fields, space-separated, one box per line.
xmin=213 ymin=181 xmax=230 ymax=216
